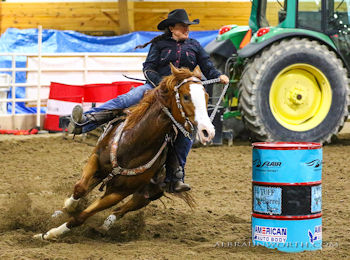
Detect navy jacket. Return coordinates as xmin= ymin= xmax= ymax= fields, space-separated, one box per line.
xmin=143 ymin=37 xmax=221 ymax=87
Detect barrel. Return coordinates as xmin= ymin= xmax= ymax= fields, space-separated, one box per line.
xmin=251 ymin=142 xmax=322 ymax=252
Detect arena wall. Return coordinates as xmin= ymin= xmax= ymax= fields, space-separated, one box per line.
xmin=0 ymin=1 xmax=252 ymax=35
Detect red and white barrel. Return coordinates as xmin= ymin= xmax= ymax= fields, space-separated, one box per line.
xmin=44 ymin=81 xmax=142 ymax=131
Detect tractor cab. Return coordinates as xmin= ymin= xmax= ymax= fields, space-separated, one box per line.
xmin=252 ymin=0 xmax=350 ymax=31
xmin=250 ymin=0 xmax=350 ymax=68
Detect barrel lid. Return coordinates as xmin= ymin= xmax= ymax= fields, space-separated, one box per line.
xmin=252 ymin=142 xmax=322 ymax=150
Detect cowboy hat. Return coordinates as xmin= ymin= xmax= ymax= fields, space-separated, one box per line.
xmin=157 ymin=9 xmax=200 ymax=30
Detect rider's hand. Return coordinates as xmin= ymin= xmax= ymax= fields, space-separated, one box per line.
xmin=219 ymin=74 xmax=229 ymax=85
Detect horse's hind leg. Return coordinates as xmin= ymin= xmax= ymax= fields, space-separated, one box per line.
xmin=35 ymin=191 xmax=128 ymax=240
xmin=99 ymin=185 xmax=164 ymax=232
xmin=64 ymin=151 xmax=100 ymax=213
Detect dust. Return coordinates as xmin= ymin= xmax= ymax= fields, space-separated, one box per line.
xmin=104 ymin=211 xmax=146 ymax=242
xmin=0 ymin=190 xmax=50 ymax=233
xmin=0 ymin=134 xmax=349 ymax=259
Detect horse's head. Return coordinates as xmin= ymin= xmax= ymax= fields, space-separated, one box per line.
xmin=160 ymin=64 xmax=215 ymax=144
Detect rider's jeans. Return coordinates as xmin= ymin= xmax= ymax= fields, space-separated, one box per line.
xmin=82 ymin=83 xmax=153 ymax=133
xmin=81 ymin=83 xmax=193 ymax=181
xmin=165 ymin=131 xmax=193 ymax=182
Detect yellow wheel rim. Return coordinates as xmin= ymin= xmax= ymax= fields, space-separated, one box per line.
xmin=269 ymin=64 xmax=332 ymax=132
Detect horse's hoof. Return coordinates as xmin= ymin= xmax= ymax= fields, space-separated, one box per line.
xmin=33 ymin=233 xmax=45 ymax=240
xmin=51 ymin=210 xmax=64 ymax=218
xmin=92 ymin=226 xmax=108 ymax=236
xmin=33 ymin=233 xmax=58 ymax=241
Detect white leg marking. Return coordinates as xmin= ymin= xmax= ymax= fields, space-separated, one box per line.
xmin=101 ymin=214 xmax=117 ymax=231
xmin=34 ymin=222 xmax=70 ymax=240
xmin=43 ymin=222 xmax=70 ymax=240
xmin=63 ymin=195 xmax=80 ymax=212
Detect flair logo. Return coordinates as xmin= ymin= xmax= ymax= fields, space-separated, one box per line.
xmin=253 ymin=159 xmax=282 ymax=168
xmin=308 ymin=225 xmax=322 ymax=244
xmin=254 ymin=225 xmax=287 ymax=243
xmin=306 ymin=159 xmax=322 ymax=168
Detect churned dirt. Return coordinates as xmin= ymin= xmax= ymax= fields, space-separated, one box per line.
xmin=0 ymin=129 xmax=349 ymax=260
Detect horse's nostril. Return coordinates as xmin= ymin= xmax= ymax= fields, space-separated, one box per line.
xmin=202 ymin=129 xmax=209 ymax=138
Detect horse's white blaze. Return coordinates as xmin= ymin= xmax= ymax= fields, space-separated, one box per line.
xmin=189 ymin=83 xmax=215 ymax=144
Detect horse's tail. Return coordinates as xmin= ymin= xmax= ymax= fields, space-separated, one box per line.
xmin=165 ymin=191 xmax=196 ymax=210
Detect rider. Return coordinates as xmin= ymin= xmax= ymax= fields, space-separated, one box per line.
xmin=65 ymin=9 xmax=229 ymax=192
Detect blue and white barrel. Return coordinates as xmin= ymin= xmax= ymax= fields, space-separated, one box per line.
xmin=251 ymin=142 xmax=322 ymax=252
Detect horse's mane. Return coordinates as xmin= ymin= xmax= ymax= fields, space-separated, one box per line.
xmin=124 ymin=67 xmax=195 ymax=130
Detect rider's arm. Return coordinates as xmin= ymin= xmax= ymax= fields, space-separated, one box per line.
xmin=143 ymin=44 xmax=162 ymax=87
xmin=193 ymin=39 xmax=222 ymax=80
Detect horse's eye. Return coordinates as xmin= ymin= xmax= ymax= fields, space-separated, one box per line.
xmin=183 ymin=94 xmax=191 ymax=102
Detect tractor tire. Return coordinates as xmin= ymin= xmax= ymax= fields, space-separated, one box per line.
xmin=238 ymin=38 xmax=349 ymax=143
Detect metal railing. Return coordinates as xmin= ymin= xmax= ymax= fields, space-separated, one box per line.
xmin=0 ymin=52 xmax=147 ymax=127
xmin=0 ymin=27 xmax=147 ymax=128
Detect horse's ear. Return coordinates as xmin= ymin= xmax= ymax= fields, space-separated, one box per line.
xmin=170 ymin=63 xmax=180 ymax=75
xmin=193 ymin=65 xmax=202 ymax=79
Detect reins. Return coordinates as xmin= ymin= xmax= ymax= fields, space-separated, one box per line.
xmin=99 ymin=120 xmax=171 ymax=191
xmin=99 ymin=76 xmax=226 ymax=190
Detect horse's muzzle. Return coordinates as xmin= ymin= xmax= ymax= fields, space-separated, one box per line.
xmin=197 ymin=122 xmax=215 ymax=144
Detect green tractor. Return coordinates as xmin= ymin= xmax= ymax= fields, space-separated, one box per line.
xmin=205 ymin=0 xmax=350 ymax=143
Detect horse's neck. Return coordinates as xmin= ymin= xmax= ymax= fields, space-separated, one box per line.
xmin=129 ymin=102 xmax=171 ymax=140
xmin=116 ymin=102 xmax=172 ymax=168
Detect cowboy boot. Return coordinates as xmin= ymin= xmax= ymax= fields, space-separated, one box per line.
xmin=173 ymin=166 xmax=191 ymax=192
xmin=67 ymin=105 xmax=84 ymax=134
xmin=163 ymin=150 xmax=191 ymax=193
xmin=67 ymin=105 xmax=123 ymax=134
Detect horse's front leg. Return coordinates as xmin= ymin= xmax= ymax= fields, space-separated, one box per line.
xmin=64 ymin=151 xmax=100 ymax=213
xmin=35 ymin=191 xmax=128 ymax=240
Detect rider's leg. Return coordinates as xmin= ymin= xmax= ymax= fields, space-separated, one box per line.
xmin=164 ymin=132 xmax=193 ymax=192
xmin=67 ymin=83 xmax=153 ymax=134
xmin=67 ymin=106 xmax=121 ymax=134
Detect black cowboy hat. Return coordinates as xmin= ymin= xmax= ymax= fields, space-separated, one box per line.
xmin=157 ymin=9 xmax=200 ymax=30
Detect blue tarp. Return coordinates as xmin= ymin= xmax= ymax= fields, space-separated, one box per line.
xmin=0 ymin=28 xmax=218 ymax=114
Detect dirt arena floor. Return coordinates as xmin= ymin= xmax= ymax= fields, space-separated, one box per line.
xmin=0 ymin=126 xmax=350 ymax=260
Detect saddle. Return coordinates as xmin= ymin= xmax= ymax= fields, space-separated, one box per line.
xmin=97 ymin=116 xmax=184 ymax=193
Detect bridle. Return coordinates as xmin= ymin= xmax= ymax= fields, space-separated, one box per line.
xmin=161 ymin=76 xmax=203 ymax=140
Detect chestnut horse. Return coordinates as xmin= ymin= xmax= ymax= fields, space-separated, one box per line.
xmin=34 ymin=64 xmax=215 ymax=240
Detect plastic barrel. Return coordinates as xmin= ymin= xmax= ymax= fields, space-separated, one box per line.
xmin=251 ymin=142 xmax=322 ymax=252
